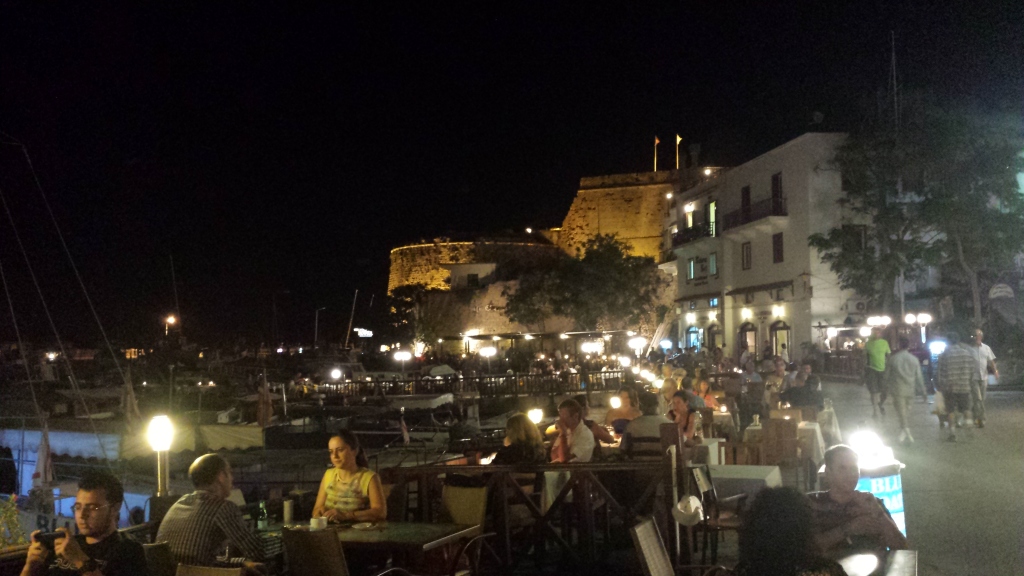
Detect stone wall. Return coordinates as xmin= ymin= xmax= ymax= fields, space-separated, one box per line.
xmin=388 ymin=240 xmax=563 ymax=294
xmin=558 ymin=171 xmax=677 ymax=259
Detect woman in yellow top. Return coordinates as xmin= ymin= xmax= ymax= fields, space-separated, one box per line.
xmin=312 ymin=430 xmax=387 ymax=523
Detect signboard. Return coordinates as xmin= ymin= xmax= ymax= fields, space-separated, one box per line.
xmin=856 ymin=473 xmax=906 ymax=536
xmin=989 ymin=283 xmax=1014 ymax=300
xmin=354 ymin=328 xmax=373 ymax=338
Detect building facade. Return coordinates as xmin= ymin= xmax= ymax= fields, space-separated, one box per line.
xmin=666 ymin=133 xmax=858 ymax=361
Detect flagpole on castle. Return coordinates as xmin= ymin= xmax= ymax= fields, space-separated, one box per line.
xmin=654 ymin=136 xmax=660 ymax=172
xmin=675 ymin=134 xmax=682 ymax=170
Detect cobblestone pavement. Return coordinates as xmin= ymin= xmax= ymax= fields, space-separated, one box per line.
xmin=823 ymin=378 xmax=1024 ymax=576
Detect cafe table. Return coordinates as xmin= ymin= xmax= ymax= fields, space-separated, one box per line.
xmin=263 ymin=521 xmax=481 ymax=565
xmin=706 ymin=464 xmax=782 ymax=500
xmin=837 ymin=550 xmax=917 ymax=576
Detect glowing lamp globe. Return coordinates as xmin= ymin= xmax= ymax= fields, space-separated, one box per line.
xmin=528 ymin=409 xmax=543 ymax=424
xmin=609 ymin=396 xmax=622 ymax=409
xmin=147 ymin=415 xmax=174 ymax=452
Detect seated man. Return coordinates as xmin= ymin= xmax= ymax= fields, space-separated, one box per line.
xmin=550 ymin=399 xmax=595 ymax=463
xmin=808 ymin=445 xmax=907 ymax=555
xmin=22 ymin=471 xmax=149 ymax=576
xmin=779 ymin=372 xmax=824 ymax=410
xmin=622 ymin=392 xmax=672 ymax=457
xmin=157 ymin=454 xmax=265 ymax=572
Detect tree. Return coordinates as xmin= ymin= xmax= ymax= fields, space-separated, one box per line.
xmin=918 ymin=108 xmax=1024 ymax=325
xmin=811 ymin=96 xmax=1024 ymax=325
xmin=809 ymin=101 xmax=942 ymax=311
xmin=503 ymin=235 xmax=666 ymax=331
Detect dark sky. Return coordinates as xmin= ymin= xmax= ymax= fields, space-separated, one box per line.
xmin=1 ymin=2 xmax=1021 ymax=346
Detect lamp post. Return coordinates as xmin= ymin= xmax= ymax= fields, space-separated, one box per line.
xmin=394 ymin=351 xmax=412 ymax=373
xmin=479 ymin=346 xmax=497 ymax=373
xmin=164 ymin=315 xmax=176 ymax=337
xmin=314 ymin=307 xmax=327 ymax=350
xmin=147 ymin=415 xmax=175 ymax=497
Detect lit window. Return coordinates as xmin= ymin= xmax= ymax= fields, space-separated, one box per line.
xmin=709 ymin=297 xmax=719 ymax=308
xmin=709 ymin=252 xmax=717 ymax=276
xmin=687 ymin=258 xmax=696 ymax=280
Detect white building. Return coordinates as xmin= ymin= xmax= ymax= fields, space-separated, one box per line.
xmin=665 ymin=133 xmax=860 ymax=362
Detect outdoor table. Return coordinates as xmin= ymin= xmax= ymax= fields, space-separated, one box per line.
xmin=837 ymin=550 xmax=917 ymax=576
xmin=743 ymin=420 xmax=827 ymax=464
xmin=707 ymin=464 xmax=782 ymax=500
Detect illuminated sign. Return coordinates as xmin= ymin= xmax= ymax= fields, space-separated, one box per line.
xmin=856 ymin=473 xmax=906 ymax=536
xmin=355 ymin=328 xmax=373 ymax=338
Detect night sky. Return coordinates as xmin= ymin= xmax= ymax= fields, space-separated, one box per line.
xmin=1 ymin=2 xmax=1021 ymax=346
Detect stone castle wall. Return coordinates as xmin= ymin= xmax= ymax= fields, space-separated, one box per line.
xmin=388 ymin=241 xmax=563 ymax=294
xmin=558 ymin=171 xmax=677 ymax=259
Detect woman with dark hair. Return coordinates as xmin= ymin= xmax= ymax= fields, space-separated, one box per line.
xmin=668 ymin=390 xmax=702 ymax=444
xmin=736 ymin=487 xmax=847 ymax=576
xmin=312 ymin=430 xmax=387 ymax=522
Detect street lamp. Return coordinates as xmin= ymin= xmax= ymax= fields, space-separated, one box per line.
xmin=147 ymin=415 xmax=175 ymax=497
xmin=164 ymin=315 xmax=177 ymax=336
xmin=314 ymin=307 xmax=327 ymax=350
xmin=479 ymin=346 xmax=496 ymax=373
xmin=394 ymin=350 xmax=412 ymax=373
xmin=628 ymin=336 xmax=647 ymax=357
xmin=528 ymin=409 xmax=543 ymax=424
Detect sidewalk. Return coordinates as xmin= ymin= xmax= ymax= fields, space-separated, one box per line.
xmin=823 ymin=378 xmax=1024 ymax=576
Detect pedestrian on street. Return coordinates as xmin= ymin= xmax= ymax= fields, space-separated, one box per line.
xmin=936 ymin=331 xmax=982 ymax=442
xmin=967 ymin=328 xmax=998 ymax=428
xmin=884 ymin=336 xmax=924 ymax=444
xmin=863 ymin=327 xmax=891 ymax=417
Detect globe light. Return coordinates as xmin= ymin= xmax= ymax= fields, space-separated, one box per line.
xmin=618 ymin=356 xmax=632 ymax=367
xmin=147 ymin=415 xmax=174 ymax=452
xmin=528 ymin=409 xmax=543 ymax=424
xmin=330 ymin=368 xmax=342 ymax=380
xmin=859 ymin=327 xmax=872 ymax=337
xmin=826 ymin=327 xmax=839 ymax=338
xmin=609 ymin=396 xmax=622 ymax=409
xmin=880 ymin=316 xmax=891 ymax=326
xmin=628 ymin=337 xmax=647 ymax=351
xmin=708 ymin=311 xmax=717 ymax=322
xmin=631 ymin=366 xmax=640 ymax=374
xmin=653 ymin=378 xmax=664 ymax=389
xmin=393 ymin=351 xmax=412 ymax=362
xmin=917 ymin=313 xmax=932 ymax=324
xmin=659 ymin=339 xmax=673 ymax=349
xmin=479 ymin=347 xmax=497 ymax=358
xmin=685 ymin=313 xmax=696 ymax=324
xmin=166 ymin=315 xmax=177 ymax=325
xmin=928 ymin=341 xmax=947 ymax=355
xmin=905 ymin=314 xmax=917 ymax=324
xmin=741 ymin=308 xmax=753 ymax=320
xmin=772 ymin=305 xmax=785 ymax=317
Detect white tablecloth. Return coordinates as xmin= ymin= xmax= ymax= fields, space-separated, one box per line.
xmin=707 ymin=465 xmax=782 ymax=499
xmin=702 ymin=437 xmax=723 ymax=466
xmin=817 ymin=407 xmax=842 ymax=444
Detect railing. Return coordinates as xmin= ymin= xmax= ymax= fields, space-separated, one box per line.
xmin=312 ymin=370 xmax=628 ymax=399
xmin=671 ymin=223 xmax=715 ymax=247
xmin=722 ymin=196 xmax=787 ymax=231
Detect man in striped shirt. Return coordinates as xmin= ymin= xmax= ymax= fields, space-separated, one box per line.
xmin=156 ymin=454 xmax=265 ymax=572
xmin=936 ymin=332 xmax=981 ymax=442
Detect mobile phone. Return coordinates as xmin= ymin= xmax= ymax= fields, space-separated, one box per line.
xmin=36 ymin=532 xmax=65 ymax=549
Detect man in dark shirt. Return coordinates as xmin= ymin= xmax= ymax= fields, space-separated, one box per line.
xmin=157 ymin=454 xmax=265 ymax=572
xmin=779 ymin=372 xmax=824 ymax=410
xmin=21 ymin=471 xmax=149 ymax=576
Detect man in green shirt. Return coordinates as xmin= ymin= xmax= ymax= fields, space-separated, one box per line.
xmin=863 ymin=327 xmax=891 ymax=417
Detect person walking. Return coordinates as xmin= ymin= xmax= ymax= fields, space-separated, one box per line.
xmin=967 ymin=328 xmax=998 ymax=428
xmin=936 ymin=332 xmax=982 ymax=442
xmin=864 ymin=328 xmax=891 ymax=417
xmin=885 ymin=336 xmax=924 ymax=443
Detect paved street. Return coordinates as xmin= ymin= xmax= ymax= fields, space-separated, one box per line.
xmin=823 ymin=378 xmax=1024 ymax=576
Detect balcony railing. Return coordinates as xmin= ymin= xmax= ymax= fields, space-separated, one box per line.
xmin=722 ymin=197 xmax=787 ymax=231
xmin=671 ymin=222 xmax=715 ymax=247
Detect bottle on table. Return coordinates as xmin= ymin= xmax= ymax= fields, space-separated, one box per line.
xmin=257 ymin=500 xmax=268 ymax=531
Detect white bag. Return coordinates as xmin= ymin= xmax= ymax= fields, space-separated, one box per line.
xmin=932 ymin=390 xmax=946 ymax=415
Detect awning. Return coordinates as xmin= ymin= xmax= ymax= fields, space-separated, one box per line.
xmin=674 ymin=291 xmax=723 ymax=303
xmin=725 ymin=280 xmax=793 ymax=296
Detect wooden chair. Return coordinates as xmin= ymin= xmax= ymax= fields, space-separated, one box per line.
xmin=142 ymin=542 xmax=175 ymax=576
xmin=689 ymin=465 xmax=747 ymax=565
xmin=624 ymin=433 xmax=666 ymax=460
xmin=281 ymin=528 xmax=415 ymax=576
xmin=762 ymin=418 xmax=810 ymax=490
xmin=630 ymin=516 xmax=735 ymax=576
xmin=175 ymin=566 xmax=243 ymax=576
xmin=440 ymin=481 xmax=498 ymax=576
xmin=716 ymin=441 xmax=758 ymax=465
xmin=697 ymin=409 xmax=715 ymax=439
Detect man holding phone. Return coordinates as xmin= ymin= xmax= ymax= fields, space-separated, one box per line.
xmin=21 ymin=471 xmax=148 ymax=576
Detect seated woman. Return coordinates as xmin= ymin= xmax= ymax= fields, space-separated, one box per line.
xmin=736 ymin=486 xmax=848 ymax=576
xmin=492 ymin=413 xmax=546 ymax=465
xmin=313 ymin=430 xmax=387 ymax=523
xmin=667 ymin=390 xmax=702 ymax=445
xmin=695 ymin=378 xmax=720 ymax=410
xmin=604 ymin=387 xmax=642 ymax=434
